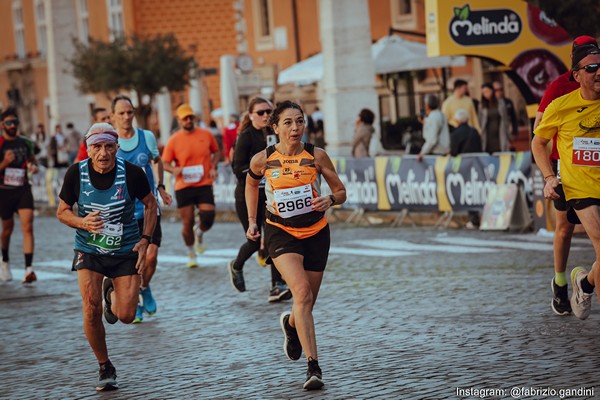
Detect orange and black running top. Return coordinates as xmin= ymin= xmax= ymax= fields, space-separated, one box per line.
xmin=264 ymin=143 xmax=327 ymax=239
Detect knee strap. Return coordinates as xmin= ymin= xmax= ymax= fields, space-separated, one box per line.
xmin=199 ymin=210 xmax=216 ymax=231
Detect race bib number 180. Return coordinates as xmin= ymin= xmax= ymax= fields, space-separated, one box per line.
xmin=273 ymin=184 xmax=313 ymax=218
xmin=572 ymin=137 xmax=600 ymax=167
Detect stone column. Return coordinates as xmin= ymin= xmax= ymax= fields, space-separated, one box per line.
xmin=319 ymin=0 xmax=379 ymax=157
xmin=155 ymin=87 xmax=172 ymax=144
xmin=45 ymin=0 xmax=91 ymax=133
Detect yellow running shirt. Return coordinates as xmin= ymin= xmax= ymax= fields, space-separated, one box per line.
xmin=534 ymin=89 xmax=600 ymax=201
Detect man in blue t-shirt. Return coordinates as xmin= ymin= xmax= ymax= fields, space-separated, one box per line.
xmin=112 ymin=95 xmax=172 ymax=323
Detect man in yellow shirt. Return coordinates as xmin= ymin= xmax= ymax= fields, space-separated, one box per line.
xmin=532 ymin=44 xmax=600 ymax=320
xmin=442 ymin=79 xmax=480 ymax=132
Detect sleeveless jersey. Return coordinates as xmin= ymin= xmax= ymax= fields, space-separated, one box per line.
xmin=117 ymin=128 xmax=158 ymax=219
xmin=264 ymin=143 xmax=327 ymax=239
xmin=74 ymin=158 xmax=139 ymax=256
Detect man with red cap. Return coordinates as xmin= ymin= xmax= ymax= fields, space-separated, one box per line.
xmin=532 ymin=38 xmax=600 ymax=321
xmin=56 ymin=122 xmax=158 ymax=391
xmin=162 ymin=104 xmax=220 ymax=267
xmin=533 ymin=35 xmax=598 ymax=316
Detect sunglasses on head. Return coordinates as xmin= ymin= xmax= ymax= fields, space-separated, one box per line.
xmin=254 ymin=109 xmax=272 ymax=116
xmin=576 ymin=63 xmax=600 ymax=73
xmin=4 ymin=119 xmax=19 ymax=126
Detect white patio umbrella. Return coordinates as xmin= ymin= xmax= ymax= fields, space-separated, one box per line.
xmin=277 ymin=53 xmax=324 ymax=85
xmin=371 ymin=35 xmax=465 ymax=75
xmin=276 ymin=36 xmax=466 ymax=85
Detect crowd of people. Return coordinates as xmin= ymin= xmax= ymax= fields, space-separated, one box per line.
xmin=2 ymin=33 xmax=600 ymax=393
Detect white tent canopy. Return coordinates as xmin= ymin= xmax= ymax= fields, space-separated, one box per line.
xmin=277 ymin=35 xmax=466 ymax=85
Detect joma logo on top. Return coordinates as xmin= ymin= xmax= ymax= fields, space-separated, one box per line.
xmin=449 ymin=4 xmax=522 ymax=46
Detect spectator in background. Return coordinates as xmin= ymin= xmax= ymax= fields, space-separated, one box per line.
xmin=208 ymin=119 xmax=223 ymax=163
xmin=222 ymin=113 xmax=240 ymax=165
xmin=479 ymin=83 xmax=511 ymax=154
xmin=442 ymin=79 xmax=480 ymax=132
xmin=311 ymin=106 xmax=323 ymax=125
xmin=417 ymin=94 xmax=450 ymax=161
xmin=450 ymin=109 xmax=482 ymax=157
xmin=492 ymin=81 xmax=519 ymax=139
xmin=34 ymin=123 xmax=49 ymax=167
xmin=65 ymin=122 xmax=82 ymax=164
xmin=450 ymin=109 xmax=483 ymax=229
xmin=351 ymin=108 xmax=375 ymax=158
xmin=49 ymin=124 xmax=68 ymax=168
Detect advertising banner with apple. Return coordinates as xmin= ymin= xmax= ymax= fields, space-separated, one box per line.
xmin=425 ymin=0 xmax=572 ymax=102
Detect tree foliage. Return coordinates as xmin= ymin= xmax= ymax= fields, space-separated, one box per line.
xmin=525 ymin=1 xmax=600 ymax=38
xmin=69 ymin=34 xmax=194 ymax=128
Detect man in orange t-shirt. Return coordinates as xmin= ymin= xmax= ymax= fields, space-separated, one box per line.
xmin=162 ymin=104 xmax=220 ymax=267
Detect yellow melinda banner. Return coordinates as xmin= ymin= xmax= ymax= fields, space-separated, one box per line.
xmin=425 ymin=0 xmax=572 ymax=100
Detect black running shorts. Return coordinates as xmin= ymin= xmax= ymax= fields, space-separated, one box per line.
xmin=72 ymin=251 xmax=138 ymax=278
xmin=264 ymin=223 xmax=330 ymax=272
xmin=137 ymin=215 xmax=162 ymax=247
xmin=175 ymin=186 xmax=215 ymax=208
xmin=0 ymin=187 xmax=34 ymax=220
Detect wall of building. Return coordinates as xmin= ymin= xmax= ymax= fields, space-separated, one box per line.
xmin=131 ymin=0 xmax=238 ymax=119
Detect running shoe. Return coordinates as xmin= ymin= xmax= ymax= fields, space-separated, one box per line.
xmin=256 ymin=249 xmax=268 ymax=267
xmin=133 ymin=304 xmax=143 ymax=324
xmin=570 ymin=267 xmax=593 ymax=320
xmin=194 ymin=225 xmax=206 ymax=254
xmin=304 ymin=360 xmax=324 ymax=390
xmin=187 ymin=252 xmax=198 ymax=268
xmin=1 ymin=261 xmax=12 ymax=282
xmin=102 ymin=277 xmax=118 ymax=324
xmin=551 ymin=278 xmax=571 ymax=316
xmin=268 ymin=282 xmax=292 ymax=303
xmin=22 ymin=270 xmax=37 ymax=284
xmin=279 ymin=311 xmax=302 ymax=360
xmin=228 ymin=260 xmax=246 ymax=292
xmin=96 ymin=360 xmax=118 ymax=391
xmin=140 ymin=286 xmax=157 ymax=314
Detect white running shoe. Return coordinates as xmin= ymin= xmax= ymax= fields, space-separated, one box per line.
xmin=1 ymin=261 xmax=12 ymax=282
xmin=187 ymin=251 xmax=198 ymax=268
xmin=570 ymin=267 xmax=593 ymax=320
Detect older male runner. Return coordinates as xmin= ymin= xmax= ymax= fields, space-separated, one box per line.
xmin=57 ymin=123 xmax=157 ymax=390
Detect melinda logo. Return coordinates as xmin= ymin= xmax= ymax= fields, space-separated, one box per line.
xmin=449 ymin=4 xmax=522 ymax=46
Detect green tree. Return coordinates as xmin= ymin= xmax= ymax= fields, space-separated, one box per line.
xmin=69 ymin=34 xmax=194 ymax=128
xmin=525 ymin=1 xmax=600 ymax=38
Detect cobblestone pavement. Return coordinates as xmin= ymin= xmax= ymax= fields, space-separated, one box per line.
xmin=1 ymin=216 xmax=599 ymax=399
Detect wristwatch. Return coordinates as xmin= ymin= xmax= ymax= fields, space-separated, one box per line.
xmin=141 ymin=234 xmax=152 ymax=243
xmin=157 ymin=184 xmax=166 ymax=190
xmin=329 ymin=194 xmax=336 ymax=206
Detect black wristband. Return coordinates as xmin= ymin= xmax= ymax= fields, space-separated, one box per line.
xmin=141 ymin=234 xmax=152 ymax=243
xmin=329 ymin=194 xmax=336 ymax=206
xmin=157 ymin=184 xmax=166 ymax=190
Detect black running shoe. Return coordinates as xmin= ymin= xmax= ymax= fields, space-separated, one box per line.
xmin=268 ymin=282 xmax=292 ymax=303
xmin=228 ymin=260 xmax=246 ymax=292
xmin=96 ymin=360 xmax=118 ymax=391
xmin=102 ymin=277 xmax=118 ymax=324
xmin=279 ymin=311 xmax=302 ymax=360
xmin=304 ymin=360 xmax=324 ymax=390
xmin=551 ymin=277 xmax=572 ymax=316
